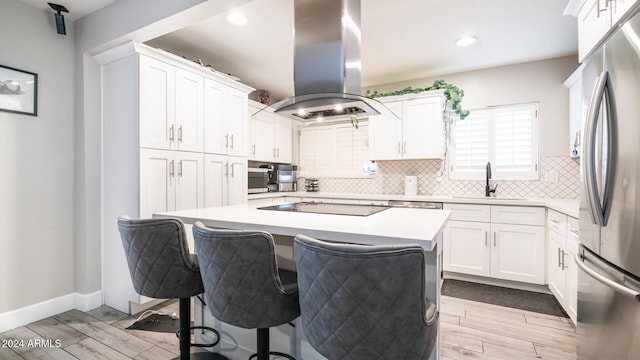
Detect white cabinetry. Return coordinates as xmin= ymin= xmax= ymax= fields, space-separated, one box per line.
xmin=576 ymin=0 xmax=638 ymax=61
xmin=546 ymin=209 xmax=579 ymax=323
xmin=139 ymin=149 xmax=204 ymax=218
xmin=204 ymin=79 xmax=248 ymax=156
xmin=139 ymin=56 xmax=203 ymax=152
xmin=443 ymin=203 xmax=546 ymax=285
xmin=369 ymin=91 xmax=445 ymax=160
xmin=99 ymin=42 xmax=253 ymax=313
xmin=203 ymin=154 xmax=247 ymax=207
xmin=564 ymin=66 xmax=584 ymax=157
xmin=249 ymin=100 xmax=293 ymax=163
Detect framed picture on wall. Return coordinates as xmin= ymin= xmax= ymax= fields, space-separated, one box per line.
xmin=0 ymin=65 xmax=38 ymax=116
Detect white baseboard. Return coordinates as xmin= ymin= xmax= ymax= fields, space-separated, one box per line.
xmin=0 ymin=291 xmax=103 ymax=333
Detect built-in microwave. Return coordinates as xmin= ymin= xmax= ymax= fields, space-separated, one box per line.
xmin=247 ymin=168 xmax=269 ymax=194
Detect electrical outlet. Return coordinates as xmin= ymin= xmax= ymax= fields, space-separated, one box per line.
xmin=544 ymin=171 xmax=558 ymax=183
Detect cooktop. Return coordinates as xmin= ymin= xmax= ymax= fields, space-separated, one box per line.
xmin=257 ymin=201 xmax=390 ymax=217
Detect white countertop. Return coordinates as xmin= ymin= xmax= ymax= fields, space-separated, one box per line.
xmin=155 ymin=203 xmax=450 ymax=251
xmin=249 ymin=191 xmax=580 ymax=218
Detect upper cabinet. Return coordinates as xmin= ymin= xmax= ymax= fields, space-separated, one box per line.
xmin=248 ymin=100 xmax=293 ymax=164
xmin=204 ymin=79 xmax=248 ymax=156
xmin=139 ymin=56 xmax=204 ymax=152
xmin=369 ymin=91 xmax=445 ymax=160
xmin=564 ymin=65 xmax=584 ymax=158
xmin=572 ymin=0 xmax=638 ymax=61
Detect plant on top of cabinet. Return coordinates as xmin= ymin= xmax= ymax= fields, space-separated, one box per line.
xmin=365 ymin=80 xmax=470 ymax=119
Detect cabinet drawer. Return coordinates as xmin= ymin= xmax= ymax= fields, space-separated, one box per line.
xmin=547 ymin=209 xmax=568 ymax=236
xmin=567 ymin=216 xmax=579 ymax=241
xmin=443 ymin=203 xmax=491 ymax=222
xmin=491 ymin=206 xmax=545 ymax=226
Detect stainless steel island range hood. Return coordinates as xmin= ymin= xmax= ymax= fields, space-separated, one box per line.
xmin=263 ymin=0 xmax=391 ymax=124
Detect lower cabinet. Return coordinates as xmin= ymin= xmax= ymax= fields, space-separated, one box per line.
xmin=547 ymin=209 xmax=579 ymax=323
xmin=140 ymin=148 xmax=204 ymax=217
xmin=203 ymin=154 xmax=247 ymax=207
xmin=443 ymin=204 xmax=546 ymax=285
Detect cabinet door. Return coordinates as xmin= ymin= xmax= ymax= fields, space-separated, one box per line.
xmin=175 ymin=151 xmax=204 ymax=211
xmin=224 ymin=88 xmax=248 ymax=157
xmin=490 ymin=223 xmax=545 ymax=284
xmin=611 ymin=0 xmax=638 ymax=25
xmin=203 ymin=154 xmax=228 ymax=207
xmin=402 ymin=96 xmax=443 ymax=159
xmin=174 ymin=68 xmax=203 ymax=152
xmin=139 ymin=55 xmax=175 ymax=150
xmin=274 ymin=117 xmax=293 ymax=163
xmin=204 ymin=79 xmax=227 ymax=155
xmin=227 ymin=156 xmax=247 ymax=205
xmin=369 ymin=101 xmax=403 ymax=160
xmin=139 ymin=148 xmax=176 ymax=218
xmin=578 ymin=0 xmax=611 ymax=61
xmin=566 ymin=217 xmax=580 ymax=323
xmin=547 ymin=230 xmax=567 ymax=305
xmin=253 ymin=116 xmax=276 ymax=161
xmin=443 ymin=220 xmax=491 ymax=277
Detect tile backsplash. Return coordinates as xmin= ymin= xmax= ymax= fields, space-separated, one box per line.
xmin=303 ymin=156 xmax=580 ymax=199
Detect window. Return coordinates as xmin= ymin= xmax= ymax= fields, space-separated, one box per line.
xmin=299 ymin=121 xmax=369 ymax=177
xmin=450 ymin=103 xmax=538 ymax=180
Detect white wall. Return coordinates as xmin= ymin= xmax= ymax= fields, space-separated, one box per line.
xmin=364 ymin=55 xmax=579 ymax=156
xmin=0 ymin=0 xmax=76 ymax=313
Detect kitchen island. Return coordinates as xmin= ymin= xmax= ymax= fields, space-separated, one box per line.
xmin=155 ymin=203 xmax=450 ymax=360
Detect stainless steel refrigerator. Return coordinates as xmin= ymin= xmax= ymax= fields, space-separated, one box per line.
xmin=576 ymin=5 xmax=640 ymax=360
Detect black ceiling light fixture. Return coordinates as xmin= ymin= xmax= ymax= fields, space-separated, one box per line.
xmin=48 ymin=2 xmax=69 ymax=35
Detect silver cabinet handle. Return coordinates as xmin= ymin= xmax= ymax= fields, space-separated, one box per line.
xmin=178 ymin=160 xmax=183 ymax=177
xmin=403 ymin=141 xmax=407 ymax=154
xmin=550 ymin=219 xmax=560 ymax=224
xmin=575 ymin=251 xmax=640 ymax=301
xmin=276 ymin=148 xmax=280 ymax=158
xmin=484 ymin=231 xmax=488 ymax=246
xmin=596 ymin=0 xmax=609 ymax=18
xmin=273 ymin=147 xmax=276 ymax=157
xmin=169 ymin=125 xmax=175 ymax=143
xmin=178 ymin=125 xmax=183 ymax=143
xmin=561 ymin=250 xmax=567 ymax=270
xmin=230 ymin=134 xmax=234 ymax=149
xmin=230 ymin=163 xmax=235 ymax=177
xmin=252 ymin=144 xmax=256 ymax=155
xmin=569 ymin=228 xmax=579 ymax=236
xmin=397 ymin=142 xmax=401 ymax=154
xmin=169 ymin=159 xmax=175 ymax=177
xmin=225 ymin=134 xmax=229 ymax=148
xmin=493 ymin=232 xmax=496 ymax=247
xmin=224 ymin=163 xmax=229 ymax=176
xmin=558 ymin=247 xmax=562 ymax=268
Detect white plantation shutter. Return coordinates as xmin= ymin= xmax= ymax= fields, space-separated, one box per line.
xmin=300 ymin=121 xmax=369 ymax=177
xmin=452 ymin=110 xmax=490 ymax=174
xmin=493 ymin=105 xmax=537 ymax=178
xmin=451 ymin=103 xmax=538 ymax=180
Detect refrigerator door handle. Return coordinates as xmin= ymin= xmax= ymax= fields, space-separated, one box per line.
xmin=575 ymin=250 xmax=640 ymax=302
xmin=583 ymin=71 xmax=617 ymax=226
xmin=584 ymin=71 xmax=610 ymax=226
xmin=601 ymin=75 xmax=618 ymax=227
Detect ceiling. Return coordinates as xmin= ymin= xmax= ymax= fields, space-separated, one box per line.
xmin=22 ymin=0 xmax=578 ymax=101
xmin=20 ymin=0 xmax=115 ymax=20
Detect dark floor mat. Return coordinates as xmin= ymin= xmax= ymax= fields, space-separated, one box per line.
xmin=441 ymin=279 xmax=568 ymax=318
xmin=126 ymin=313 xmax=180 ymax=333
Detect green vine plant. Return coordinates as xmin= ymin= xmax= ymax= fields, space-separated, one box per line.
xmin=364 ymin=79 xmax=470 ymax=120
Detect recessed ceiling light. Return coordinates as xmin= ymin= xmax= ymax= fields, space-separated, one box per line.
xmin=227 ymin=12 xmax=248 ymax=26
xmin=297 ymin=109 xmax=306 ymax=116
xmin=334 ymin=104 xmax=344 ymax=112
xmin=316 ymin=116 xmax=324 ymax=122
xmin=455 ymin=36 xmax=477 ymax=46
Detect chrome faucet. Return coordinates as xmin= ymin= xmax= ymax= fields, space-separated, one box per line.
xmin=486 ymin=161 xmax=497 ymax=197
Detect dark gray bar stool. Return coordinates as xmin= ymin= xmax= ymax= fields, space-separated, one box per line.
xmin=117 ymin=216 xmax=227 ymax=360
xmin=294 ymin=235 xmax=439 ymax=360
xmin=192 ymin=222 xmax=300 ymax=360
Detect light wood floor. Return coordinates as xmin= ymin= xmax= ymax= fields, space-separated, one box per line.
xmin=0 ymin=295 xmax=576 ymax=359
